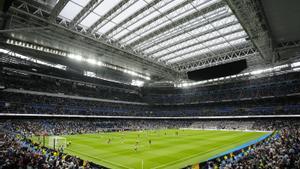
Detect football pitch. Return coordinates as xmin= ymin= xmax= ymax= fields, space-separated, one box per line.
xmin=33 ymin=129 xmax=270 ymax=169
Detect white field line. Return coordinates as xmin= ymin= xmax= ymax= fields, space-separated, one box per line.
xmin=180 ymin=128 xmax=273 ymax=133
xmin=150 ymin=133 xmax=265 ymax=169
xmin=66 ymin=148 xmax=133 ymax=169
xmin=150 ymin=144 xmax=225 ymax=169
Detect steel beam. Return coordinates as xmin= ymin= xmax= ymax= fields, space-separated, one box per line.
xmin=127 ymin=1 xmax=226 ymax=47
xmin=174 ymin=45 xmax=257 ymax=72
xmin=0 ymin=26 xmax=49 ymax=33
xmin=225 ymin=0 xmax=274 ymax=63
xmin=104 ymin=0 xmax=168 ymax=38
xmin=48 ymin=0 xmax=69 ymax=21
xmin=166 ymin=36 xmax=248 ymax=64
xmin=148 ymin=21 xmax=239 ymax=56
xmin=87 ymin=0 xmax=137 ymax=34
xmin=137 ymin=9 xmax=232 ymax=51
xmin=118 ymin=0 xmax=198 ymax=43
xmin=158 ymin=29 xmax=244 ymax=61
xmin=9 ymin=1 xmax=179 ymax=76
xmin=69 ymin=0 xmax=103 ymax=28
xmin=276 ymin=40 xmax=300 ymax=51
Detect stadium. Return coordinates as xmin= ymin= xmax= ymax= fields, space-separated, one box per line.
xmin=0 ymin=0 xmax=299 ymax=168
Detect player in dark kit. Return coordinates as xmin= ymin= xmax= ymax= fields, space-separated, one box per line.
xmin=134 ymin=141 xmax=139 ymax=151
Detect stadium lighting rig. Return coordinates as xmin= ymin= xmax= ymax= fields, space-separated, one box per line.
xmin=6 ymin=38 xmax=151 ymax=81
xmin=84 ymin=71 xmax=145 ymax=87
xmin=131 ymin=80 xmax=145 ymax=87
xmin=0 ymin=48 xmax=67 ymax=70
xmin=293 ymin=67 xmax=300 ymax=72
xmin=250 ymin=65 xmax=289 ymax=75
xmin=291 ymin=61 xmax=300 ymax=71
xmin=6 ymin=39 xmax=67 ymax=56
xmin=67 ymin=53 xmax=151 ymax=80
xmin=291 ymin=61 xmax=300 ymax=68
xmin=0 ymin=46 xmax=146 ymax=87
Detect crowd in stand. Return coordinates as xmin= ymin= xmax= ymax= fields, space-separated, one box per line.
xmin=2 ymin=64 xmax=300 ymax=106
xmin=0 ymin=65 xmax=142 ymax=102
xmin=1 ymin=54 xmax=300 ymax=169
xmin=1 ymin=91 xmax=299 ymax=117
xmin=205 ymin=120 xmax=300 ymax=169
xmin=2 ymin=119 xmax=192 ymax=136
xmin=143 ymin=71 xmax=300 ymax=104
xmin=1 ymin=64 xmax=300 ymax=118
xmin=1 ymin=119 xmax=300 ymax=169
xmin=0 ymin=136 xmax=95 ymax=169
xmin=0 ymin=119 xmax=192 ymax=169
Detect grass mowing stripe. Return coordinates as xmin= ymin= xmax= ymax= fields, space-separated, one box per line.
xmin=151 ymin=132 xmax=261 ymax=169
xmin=66 ymin=148 xmax=132 ymax=169
xmin=31 ymin=129 xmax=269 ymax=169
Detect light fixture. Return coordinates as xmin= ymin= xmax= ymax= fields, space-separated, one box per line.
xmin=68 ymin=54 xmax=82 ymax=61
xmin=291 ymin=61 xmax=300 ymax=68
xmin=86 ymin=58 xmax=96 ymax=65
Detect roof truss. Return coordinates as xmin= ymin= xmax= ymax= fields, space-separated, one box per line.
xmin=7 ymin=0 xmax=264 ymax=74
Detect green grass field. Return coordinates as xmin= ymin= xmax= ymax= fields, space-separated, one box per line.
xmin=32 ymin=129 xmax=269 ymax=169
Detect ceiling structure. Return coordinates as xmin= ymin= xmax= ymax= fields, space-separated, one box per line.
xmin=53 ymin=0 xmax=255 ymax=71
xmin=0 ymin=0 xmax=299 ymax=82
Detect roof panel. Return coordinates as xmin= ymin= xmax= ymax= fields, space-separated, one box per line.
xmin=126 ymin=11 xmax=161 ymax=33
xmin=55 ymin=0 xmax=252 ymax=71
xmin=124 ymin=19 xmax=172 ymax=44
xmin=167 ymin=48 xmax=210 ymax=63
xmin=120 ymin=1 xmax=191 ymax=44
xmin=223 ymin=31 xmax=247 ymax=40
xmin=110 ymin=1 xmax=148 ymax=27
xmin=59 ymin=1 xmax=82 ymax=21
xmin=229 ymin=38 xmax=247 ymax=45
xmin=97 ymin=21 xmax=117 ymax=34
xmin=80 ymin=12 xmax=100 ymax=28
xmin=166 ymin=36 xmax=248 ymax=64
xmin=170 ymin=7 xmax=196 ymax=21
xmin=71 ymin=0 xmax=91 ymax=7
xmin=158 ymin=0 xmax=186 ymax=13
xmin=149 ymin=25 xmax=241 ymax=58
xmin=93 ymin=0 xmax=121 ymax=16
xmin=113 ymin=29 xmax=130 ymax=39
xmin=133 ymin=4 xmax=229 ymax=51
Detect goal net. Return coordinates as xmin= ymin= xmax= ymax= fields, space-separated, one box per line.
xmin=48 ymin=136 xmax=67 ymax=150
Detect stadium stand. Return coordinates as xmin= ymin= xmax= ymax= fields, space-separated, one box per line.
xmin=0 ymin=119 xmax=300 ymax=169
xmin=1 ymin=64 xmax=300 ymax=117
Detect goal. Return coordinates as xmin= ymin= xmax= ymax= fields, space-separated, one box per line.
xmin=48 ymin=136 xmax=67 ymax=150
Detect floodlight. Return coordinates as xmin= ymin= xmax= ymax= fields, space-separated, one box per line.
xmin=68 ymin=54 xmax=82 ymax=61
xmin=97 ymin=61 xmax=104 ymax=66
xmin=86 ymin=58 xmax=96 ymax=65
xmin=291 ymin=61 xmax=300 ymax=68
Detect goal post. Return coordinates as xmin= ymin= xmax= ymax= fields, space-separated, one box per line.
xmin=48 ymin=136 xmax=67 ymax=150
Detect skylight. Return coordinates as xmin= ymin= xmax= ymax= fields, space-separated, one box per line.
xmin=93 ymin=0 xmax=121 ymax=16
xmin=52 ymin=0 xmax=253 ymax=71
xmin=71 ymin=0 xmax=91 ymax=7
xmin=134 ymin=6 xmax=230 ymax=51
xmin=97 ymin=0 xmax=148 ymax=34
xmin=80 ymin=12 xmax=100 ymax=28
xmin=107 ymin=0 xmax=175 ymax=39
xmin=80 ymin=0 xmax=121 ymax=29
xmin=59 ymin=1 xmax=82 ymax=21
